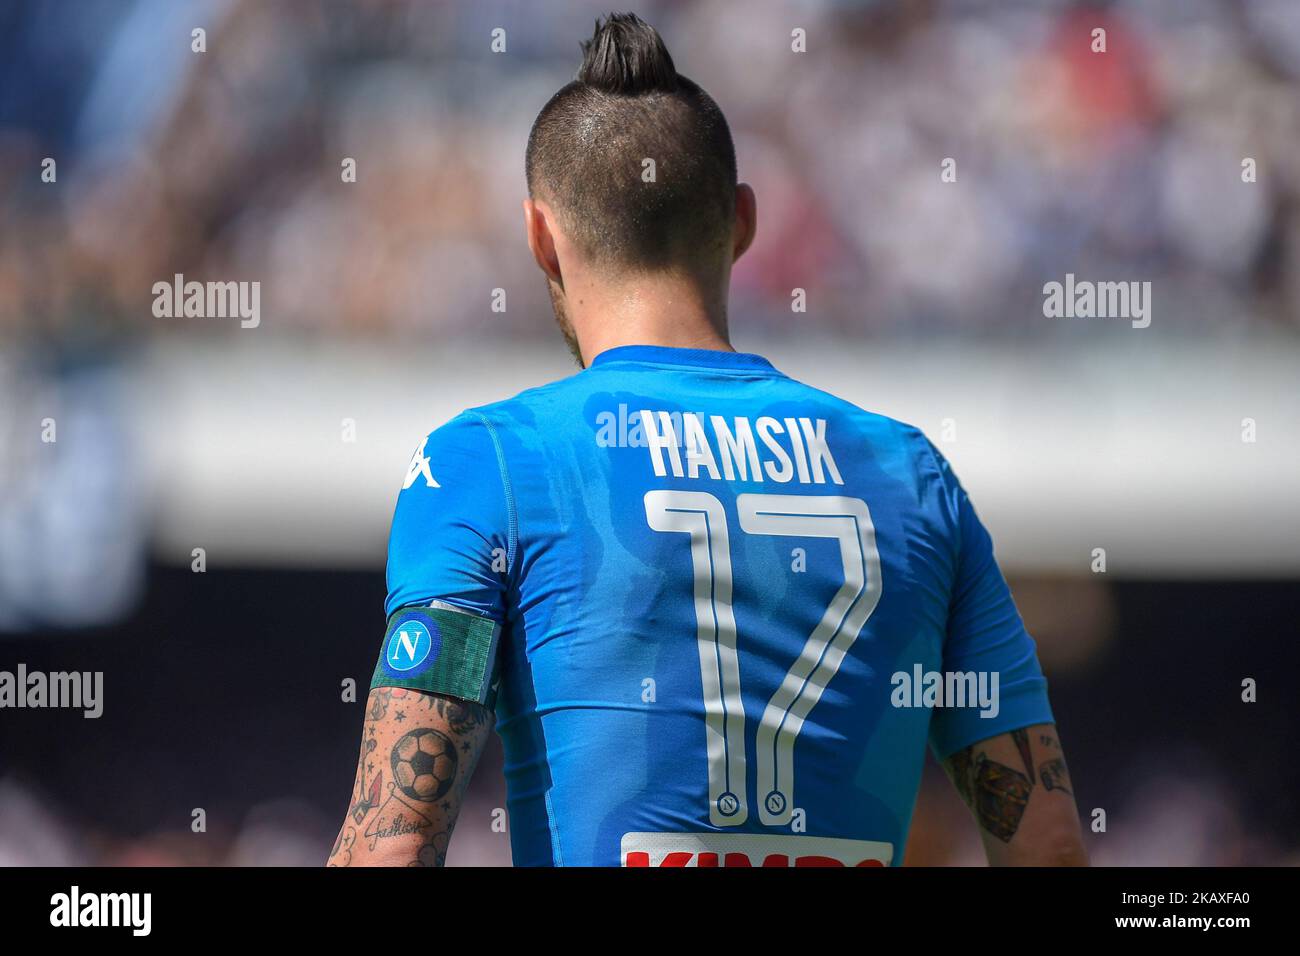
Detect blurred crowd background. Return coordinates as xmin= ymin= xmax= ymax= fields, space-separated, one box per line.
xmin=4 ymin=0 xmax=1300 ymax=341
xmin=1 ymin=0 xmax=1297 ymax=866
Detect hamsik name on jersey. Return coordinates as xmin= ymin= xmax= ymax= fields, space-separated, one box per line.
xmin=631 ymin=411 xmax=843 ymax=484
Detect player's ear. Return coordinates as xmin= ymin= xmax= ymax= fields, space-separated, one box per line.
xmin=732 ymin=183 xmax=757 ymax=263
xmin=523 ymin=198 xmax=563 ymax=284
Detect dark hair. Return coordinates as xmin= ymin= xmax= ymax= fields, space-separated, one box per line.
xmin=525 ymin=13 xmax=738 ymax=271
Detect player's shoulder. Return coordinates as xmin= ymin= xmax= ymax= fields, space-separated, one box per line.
xmin=413 ymin=367 xmax=592 ymax=453
xmin=476 ymin=366 xmax=591 ymax=416
xmin=785 ymin=374 xmax=937 ymax=455
xmin=450 ymin=367 xmax=596 ymax=442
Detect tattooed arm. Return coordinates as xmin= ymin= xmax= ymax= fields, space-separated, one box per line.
xmin=327 ymin=686 xmax=493 ymax=867
xmin=942 ymin=722 xmax=1088 ymax=866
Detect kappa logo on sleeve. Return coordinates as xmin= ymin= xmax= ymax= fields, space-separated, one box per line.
xmin=402 ymin=437 xmax=440 ymax=490
xmin=386 ymin=619 xmax=441 ymax=672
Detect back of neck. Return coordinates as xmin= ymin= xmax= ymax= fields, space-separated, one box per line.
xmin=571 ymin=270 xmax=734 ymax=365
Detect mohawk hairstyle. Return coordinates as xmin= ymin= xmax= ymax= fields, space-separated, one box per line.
xmin=525 ymin=13 xmax=738 ymax=271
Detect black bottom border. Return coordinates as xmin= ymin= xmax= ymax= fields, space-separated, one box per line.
xmin=0 ymin=865 xmax=1282 ymax=940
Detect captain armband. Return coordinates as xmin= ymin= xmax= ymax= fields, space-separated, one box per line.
xmin=371 ymin=602 xmax=502 ymax=709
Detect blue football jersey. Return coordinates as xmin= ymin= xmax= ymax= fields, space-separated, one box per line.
xmin=382 ymin=345 xmax=1053 ymax=866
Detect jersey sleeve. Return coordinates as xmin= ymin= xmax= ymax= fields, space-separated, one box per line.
xmin=373 ymin=411 xmax=514 ymax=707
xmin=923 ymin=441 xmax=1054 ymax=759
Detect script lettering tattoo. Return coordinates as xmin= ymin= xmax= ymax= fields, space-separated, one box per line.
xmin=364 ymin=794 xmax=433 ymax=851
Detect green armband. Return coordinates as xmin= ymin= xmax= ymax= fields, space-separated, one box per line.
xmin=371 ymin=602 xmax=502 ymax=709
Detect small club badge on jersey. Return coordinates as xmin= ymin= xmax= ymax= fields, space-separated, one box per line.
xmin=372 ymin=602 xmax=502 ymax=708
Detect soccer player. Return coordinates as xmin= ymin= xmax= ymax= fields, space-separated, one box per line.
xmin=328 ymin=13 xmax=1087 ymax=868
